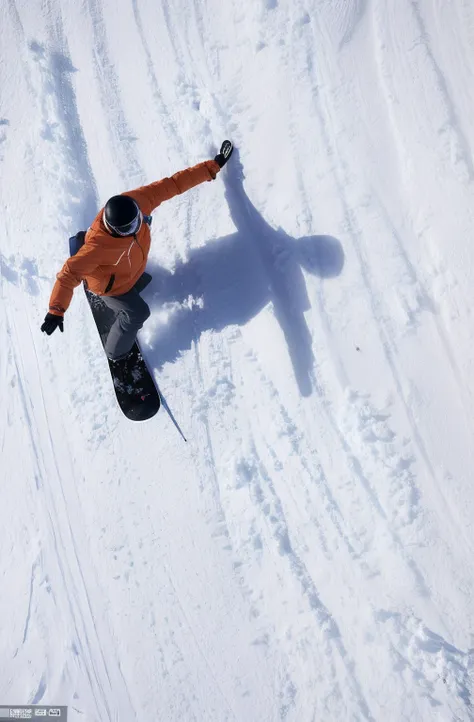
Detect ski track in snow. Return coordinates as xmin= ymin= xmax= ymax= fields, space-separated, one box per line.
xmin=2 ymin=3 xmax=136 ymax=718
xmin=370 ymin=1 xmax=474 ymax=420
xmin=81 ymin=0 xmax=146 ymax=189
xmin=285 ymin=4 xmax=436 ymax=598
xmin=1 ymin=0 xmax=474 ymax=720
xmin=311 ymin=2 xmax=473 ymax=564
xmin=367 ymin=1 xmax=474 ymax=556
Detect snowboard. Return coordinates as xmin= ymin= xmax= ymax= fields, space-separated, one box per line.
xmin=69 ymin=233 xmax=161 ymax=421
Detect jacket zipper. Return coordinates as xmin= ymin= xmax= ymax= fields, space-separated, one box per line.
xmin=133 ymin=233 xmax=145 ymax=261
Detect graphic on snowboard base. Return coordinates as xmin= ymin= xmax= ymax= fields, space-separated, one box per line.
xmin=69 ymin=232 xmax=160 ymax=421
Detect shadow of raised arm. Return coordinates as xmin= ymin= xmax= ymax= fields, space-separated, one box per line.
xmin=146 ymin=151 xmax=344 ymax=397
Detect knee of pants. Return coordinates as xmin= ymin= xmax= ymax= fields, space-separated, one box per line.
xmin=142 ymin=302 xmax=151 ymax=323
xmin=131 ymin=301 xmax=150 ymax=325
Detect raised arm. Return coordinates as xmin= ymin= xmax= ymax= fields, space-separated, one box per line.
xmin=126 ymin=141 xmax=234 ymax=214
xmin=125 ymin=160 xmax=220 ymax=214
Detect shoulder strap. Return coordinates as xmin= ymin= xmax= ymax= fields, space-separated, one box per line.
xmin=69 ymin=231 xmax=86 ymax=257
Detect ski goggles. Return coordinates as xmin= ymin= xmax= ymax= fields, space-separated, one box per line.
xmin=103 ymin=210 xmax=143 ymax=237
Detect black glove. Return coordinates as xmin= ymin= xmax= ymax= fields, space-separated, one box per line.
xmin=214 ymin=140 xmax=233 ymax=168
xmin=41 ymin=313 xmax=64 ymax=335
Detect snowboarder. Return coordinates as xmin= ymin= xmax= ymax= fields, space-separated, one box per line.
xmin=41 ymin=141 xmax=233 ymax=363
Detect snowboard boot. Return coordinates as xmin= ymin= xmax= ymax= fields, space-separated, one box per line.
xmin=108 ymin=349 xmax=137 ymax=388
xmin=108 ymin=350 xmax=133 ymax=364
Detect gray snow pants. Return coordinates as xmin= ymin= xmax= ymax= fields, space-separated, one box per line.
xmin=102 ymin=274 xmax=151 ymax=360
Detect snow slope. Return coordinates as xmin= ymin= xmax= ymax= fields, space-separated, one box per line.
xmin=1 ymin=0 xmax=474 ymax=720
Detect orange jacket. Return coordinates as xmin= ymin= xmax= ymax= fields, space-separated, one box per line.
xmin=49 ymin=159 xmax=220 ymax=316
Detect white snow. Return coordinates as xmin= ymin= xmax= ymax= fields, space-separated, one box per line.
xmin=1 ymin=0 xmax=474 ymax=720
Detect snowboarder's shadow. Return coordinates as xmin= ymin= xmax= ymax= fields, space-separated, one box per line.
xmin=145 ymin=152 xmax=344 ymax=397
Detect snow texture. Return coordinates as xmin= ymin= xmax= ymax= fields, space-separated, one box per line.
xmin=1 ymin=0 xmax=474 ymax=720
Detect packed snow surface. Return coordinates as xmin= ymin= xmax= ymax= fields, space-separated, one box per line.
xmin=1 ymin=0 xmax=474 ymax=720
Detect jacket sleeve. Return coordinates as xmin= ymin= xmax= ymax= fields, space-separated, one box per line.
xmin=48 ymin=243 xmax=103 ymax=316
xmin=125 ymin=160 xmax=221 ymax=215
